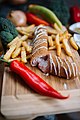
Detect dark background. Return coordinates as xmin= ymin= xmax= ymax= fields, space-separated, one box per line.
xmin=0 ymin=0 xmax=80 ymax=15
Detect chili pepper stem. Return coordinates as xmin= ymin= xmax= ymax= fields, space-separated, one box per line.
xmin=0 ymin=58 xmax=10 ymax=66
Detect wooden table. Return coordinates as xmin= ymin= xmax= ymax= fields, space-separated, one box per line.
xmin=0 ymin=48 xmax=80 ymax=120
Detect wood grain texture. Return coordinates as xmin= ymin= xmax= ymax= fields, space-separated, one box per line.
xmin=1 ymin=48 xmax=80 ymax=119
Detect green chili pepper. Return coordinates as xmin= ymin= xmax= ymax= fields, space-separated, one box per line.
xmin=29 ymin=4 xmax=63 ymax=29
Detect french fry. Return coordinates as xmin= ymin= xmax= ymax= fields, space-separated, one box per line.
xmin=46 ymin=26 xmax=57 ymax=35
xmin=12 ymin=47 xmax=21 ymax=58
xmin=55 ymin=34 xmax=60 ymax=45
xmin=7 ymin=36 xmax=19 ymax=48
xmin=14 ymin=35 xmax=28 ymax=49
xmin=21 ymin=24 xmax=35 ymax=33
xmin=16 ymin=27 xmax=26 ymax=34
xmin=16 ymin=26 xmax=34 ymax=38
xmin=16 ymin=27 xmax=21 ymax=31
xmin=53 ymin=23 xmax=63 ymax=34
xmin=49 ymin=45 xmax=56 ymax=50
xmin=48 ymin=36 xmax=54 ymax=47
xmin=4 ymin=45 xmax=16 ymax=60
xmin=18 ymin=34 xmax=22 ymax=38
xmin=5 ymin=23 xmax=78 ymax=62
xmin=55 ymin=34 xmax=61 ymax=56
xmin=63 ymin=39 xmax=72 ymax=56
xmin=68 ymin=33 xmax=72 ymax=38
xmin=49 ymin=44 xmax=63 ymax=50
xmin=60 ymin=31 xmax=71 ymax=42
xmin=16 ymin=40 xmax=22 ymax=49
xmin=20 ymin=30 xmax=30 ymax=35
xmin=27 ymin=33 xmax=34 ymax=39
xmin=69 ymin=37 xmax=78 ymax=50
xmin=56 ymin=45 xmax=61 ymax=56
xmin=22 ymin=41 xmax=32 ymax=53
xmin=9 ymin=40 xmax=20 ymax=49
xmin=21 ymin=47 xmax=27 ymax=63
xmin=20 ymin=35 xmax=28 ymax=41
xmin=16 ymin=27 xmax=30 ymax=35
xmin=51 ymin=34 xmax=56 ymax=39
xmin=49 ymin=46 xmax=56 ymax=50
xmin=61 ymin=44 xmax=64 ymax=49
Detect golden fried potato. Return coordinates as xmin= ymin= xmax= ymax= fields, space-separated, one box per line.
xmin=63 ymin=39 xmax=72 ymax=56
xmin=16 ymin=40 xmax=22 ymax=49
xmin=55 ymin=34 xmax=60 ymax=45
xmin=48 ymin=36 xmax=54 ymax=47
xmin=69 ymin=37 xmax=78 ymax=50
xmin=4 ymin=45 xmax=16 ymax=60
xmin=21 ymin=24 xmax=35 ymax=33
xmin=56 ymin=45 xmax=61 ymax=56
xmin=7 ymin=36 xmax=19 ymax=48
xmin=46 ymin=26 xmax=57 ymax=35
xmin=22 ymin=41 xmax=32 ymax=53
xmin=53 ymin=23 xmax=63 ymax=34
xmin=12 ymin=47 xmax=21 ymax=58
xmin=55 ymin=34 xmax=61 ymax=56
xmin=21 ymin=47 xmax=27 ymax=63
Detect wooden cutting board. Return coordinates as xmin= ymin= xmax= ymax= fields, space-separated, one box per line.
xmin=1 ymin=47 xmax=80 ymax=119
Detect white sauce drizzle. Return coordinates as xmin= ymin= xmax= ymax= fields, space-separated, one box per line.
xmin=62 ymin=66 xmax=69 ymax=79
xmin=57 ymin=57 xmax=63 ymax=77
xmin=71 ymin=63 xmax=76 ymax=77
xmin=35 ymin=25 xmax=46 ymax=35
xmin=58 ymin=57 xmax=68 ymax=79
xmin=68 ymin=59 xmax=76 ymax=77
xmin=36 ymin=31 xmax=47 ymax=37
xmin=49 ymin=54 xmax=57 ymax=75
xmin=34 ymin=32 xmax=47 ymax=40
xmin=34 ymin=25 xmax=48 ymax=43
xmin=32 ymin=25 xmax=48 ymax=56
xmin=33 ymin=25 xmax=74 ymax=79
xmin=33 ymin=33 xmax=47 ymax=43
xmin=73 ymin=62 xmax=78 ymax=76
xmin=35 ymin=29 xmax=47 ymax=35
xmin=32 ymin=46 xmax=48 ymax=56
xmin=33 ymin=39 xmax=47 ymax=46
xmin=33 ymin=40 xmax=47 ymax=51
xmin=58 ymin=57 xmax=63 ymax=64
xmin=64 ymin=59 xmax=71 ymax=78
xmin=55 ymin=56 xmax=60 ymax=76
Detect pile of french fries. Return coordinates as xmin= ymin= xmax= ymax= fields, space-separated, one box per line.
xmin=4 ymin=23 xmax=78 ymax=63
xmin=3 ymin=24 xmax=35 ymax=63
xmin=47 ymin=23 xmax=78 ymax=56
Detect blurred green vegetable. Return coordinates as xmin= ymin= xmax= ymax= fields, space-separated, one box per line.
xmin=0 ymin=31 xmax=13 ymax=45
xmin=0 ymin=17 xmax=18 ymax=38
xmin=29 ymin=4 xmax=62 ymax=29
xmin=0 ymin=17 xmax=18 ymax=50
xmin=44 ymin=0 xmax=70 ymax=26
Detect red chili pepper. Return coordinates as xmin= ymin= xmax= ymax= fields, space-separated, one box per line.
xmin=70 ymin=6 xmax=80 ymax=23
xmin=26 ymin=13 xmax=49 ymax=26
xmin=1 ymin=59 xmax=69 ymax=99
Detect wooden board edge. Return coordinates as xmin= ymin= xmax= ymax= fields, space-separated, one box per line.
xmin=1 ymin=89 xmax=80 ymax=119
xmin=1 ymin=70 xmax=6 ymax=96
